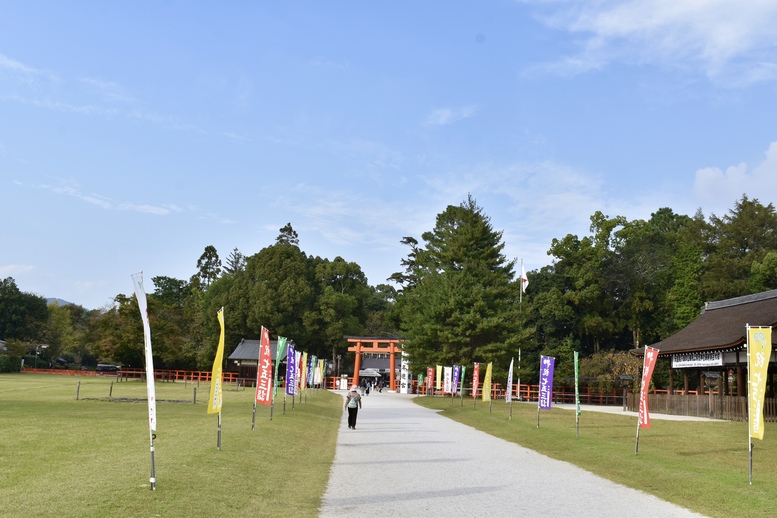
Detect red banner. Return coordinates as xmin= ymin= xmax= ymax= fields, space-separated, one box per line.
xmin=472 ymin=363 xmax=481 ymax=399
xmin=638 ymin=346 xmax=659 ymax=428
xmin=255 ymin=327 xmax=273 ymax=406
xmin=426 ymin=367 xmax=434 ymax=393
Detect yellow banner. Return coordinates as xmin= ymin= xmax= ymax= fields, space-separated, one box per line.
xmin=482 ymin=362 xmax=492 ymax=402
xmin=748 ymin=326 xmax=772 ymax=440
xmin=300 ymin=352 xmax=308 ymax=392
xmin=435 ymin=365 xmax=442 ymax=390
xmin=207 ymin=308 xmax=226 ymax=414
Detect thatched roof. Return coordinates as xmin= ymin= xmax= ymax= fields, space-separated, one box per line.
xmin=641 ymin=289 xmax=777 ymax=356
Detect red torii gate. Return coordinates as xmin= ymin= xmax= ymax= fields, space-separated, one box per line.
xmin=346 ymin=336 xmax=404 ymax=391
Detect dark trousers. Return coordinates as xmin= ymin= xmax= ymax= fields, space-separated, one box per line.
xmin=347 ymin=407 xmax=358 ymax=428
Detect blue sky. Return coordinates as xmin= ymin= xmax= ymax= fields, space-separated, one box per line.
xmin=3 ymin=1 xmax=777 ymax=310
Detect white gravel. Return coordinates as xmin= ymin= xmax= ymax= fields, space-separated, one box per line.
xmin=320 ymin=391 xmax=707 ymax=517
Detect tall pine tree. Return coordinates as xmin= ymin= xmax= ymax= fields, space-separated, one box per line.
xmin=394 ymin=195 xmax=522 ymax=369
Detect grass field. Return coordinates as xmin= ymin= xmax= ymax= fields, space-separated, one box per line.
xmin=414 ymin=396 xmax=777 ymax=517
xmin=0 ymin=374 xmax=342 ymax=517
xmin=5 ymin=374 xmax=777 ymax=517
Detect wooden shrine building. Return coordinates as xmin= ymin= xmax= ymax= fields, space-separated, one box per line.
xmin=637 ymin=289 xmax=777 ymax=400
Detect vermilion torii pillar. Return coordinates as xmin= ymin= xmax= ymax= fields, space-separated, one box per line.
xmin=345 ymin=336 xmax=404 ymax=392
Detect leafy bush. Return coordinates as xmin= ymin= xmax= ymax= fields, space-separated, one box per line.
xmin=0 ymin=354 xmax=22 ymax=373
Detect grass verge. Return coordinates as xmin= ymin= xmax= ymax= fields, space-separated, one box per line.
xmin=0 ymin=374 xmax=342 ymax=517
xmin=414 ymin=396 xmax=776 ymax=517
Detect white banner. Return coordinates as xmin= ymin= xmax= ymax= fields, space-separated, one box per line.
xmin=505 ymin=358 xmax=514 ymax=403
xmin=132 ymin=273 xmax=156 ymax=431
xmin=400 ymin=351 xmax=411 ymax=393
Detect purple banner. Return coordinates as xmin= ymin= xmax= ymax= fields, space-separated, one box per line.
xmin=451 ymin=365 xmax=461 ymax=396
xmin=308 ymin=355 xmax=316 ymax=387
xmin=285 ymin=343 xmax=297 ymax=396
xmin=538 ymin=355 xmax=555 ymax=410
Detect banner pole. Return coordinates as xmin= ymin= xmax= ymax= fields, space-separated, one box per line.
xmin=747 ymin=325 xmax=753 ymax=485
xmin=634 ymin=418 xmax=641 ymax=455
xmin=749 ymin=441 xmax=753 ymax=485
xmin=509 ymin=399 xmax=513 ymax=420
xmin=576 ymin=411 xmax=579 ymax=439
xmin=149 ymin=430 xmax=156 ymax=490
xmin=517 ymin=348 xmax=521 ymax=401
xmin=217 ymin=411 xmax=222 ymax=451
xmin=574 ymin=350 xmax=580 ymax=439
xmin=252 ymin=402 xmax=257 ymax=431
xmin=537 ymin=406 xmax=540 ymax=428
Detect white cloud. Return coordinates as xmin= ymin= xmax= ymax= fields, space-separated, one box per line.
xmin=527 ymin=0 xmax=777 ymax=84
xmin=36 ymin=179 xmax=183 ymax=216
xmin=425 ymin=105 xmax=479 ymax=126
xmin=694 ymin=140 xmax=777 ymax=215
xmin=80 ymin=77 xmax=135 ymax=102
xmin=326 ymin=138 xmax=404 ymax=170
xmin=0 ymin=53 xmax=38 ymax=74
xmin=0 ymin=264 xmax=34 ymax=276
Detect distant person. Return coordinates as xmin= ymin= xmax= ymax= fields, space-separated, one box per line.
xmin=344 ymin=385 xmax=362 ymax=429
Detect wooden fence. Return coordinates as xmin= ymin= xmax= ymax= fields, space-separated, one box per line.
xmin=27 ymin=368 xmax=777 ymax=421
xmin=626 ymin=392 xmax=777 ymax=422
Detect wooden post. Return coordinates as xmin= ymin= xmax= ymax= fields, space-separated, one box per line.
xmin=737 ymin=365 xmax=743 ymax=397
xmin=353 ymin=341 xmax=362 ymax=388
xmin=389 ymin=344 xmax=396 ymax=392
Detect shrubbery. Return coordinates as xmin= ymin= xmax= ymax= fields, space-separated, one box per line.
xmin=0 ymin=354 xmax=22 ymax=373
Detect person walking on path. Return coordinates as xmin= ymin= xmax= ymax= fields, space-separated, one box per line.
xmin=344 ymin=385 xmax=362 ymax=429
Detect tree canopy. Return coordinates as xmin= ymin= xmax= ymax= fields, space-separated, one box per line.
xmin=393 ymin=195 xmax=524 ymax=373
xmin=4 ymin=194 xmax=777 ymax=391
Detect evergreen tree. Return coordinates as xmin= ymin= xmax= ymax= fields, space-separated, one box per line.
xmin=704 ymin=195 xmax=777 ymax=300
xmin=223 ymin=247 xmax=246 ymax=275
xmin=196 ymin=245 xmax=222 ymax=288
xmin=395 ymin=195 xmax=522 ymax=370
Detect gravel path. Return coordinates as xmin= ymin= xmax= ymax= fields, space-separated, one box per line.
xmin=320 ymin=391 xmax=707 ymax=517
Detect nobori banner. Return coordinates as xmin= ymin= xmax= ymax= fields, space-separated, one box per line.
xmin=671 ymin=351 xmax=722 ymax=368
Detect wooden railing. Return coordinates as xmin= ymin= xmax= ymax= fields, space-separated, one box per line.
xmin=22 ymin=367 xmax=239 ymax=383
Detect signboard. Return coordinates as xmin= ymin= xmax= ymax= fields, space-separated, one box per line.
xmin=671 ymin=351 xmax=722 ymax=368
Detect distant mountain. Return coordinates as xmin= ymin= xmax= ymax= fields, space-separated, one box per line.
xmin=47 ymin=298 xmax=74 ymax=307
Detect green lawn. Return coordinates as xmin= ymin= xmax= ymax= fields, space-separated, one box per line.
xmin=414 ymin=396 xmax=777 ymax=517
xmin=0 ymin=374 xmax=342 ymax=517
xmin=5 ymin=374 xmax=775 ymax=517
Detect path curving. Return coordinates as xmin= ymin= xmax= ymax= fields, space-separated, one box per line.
xmin=320 ymin=391 xmax=706 ymax=517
